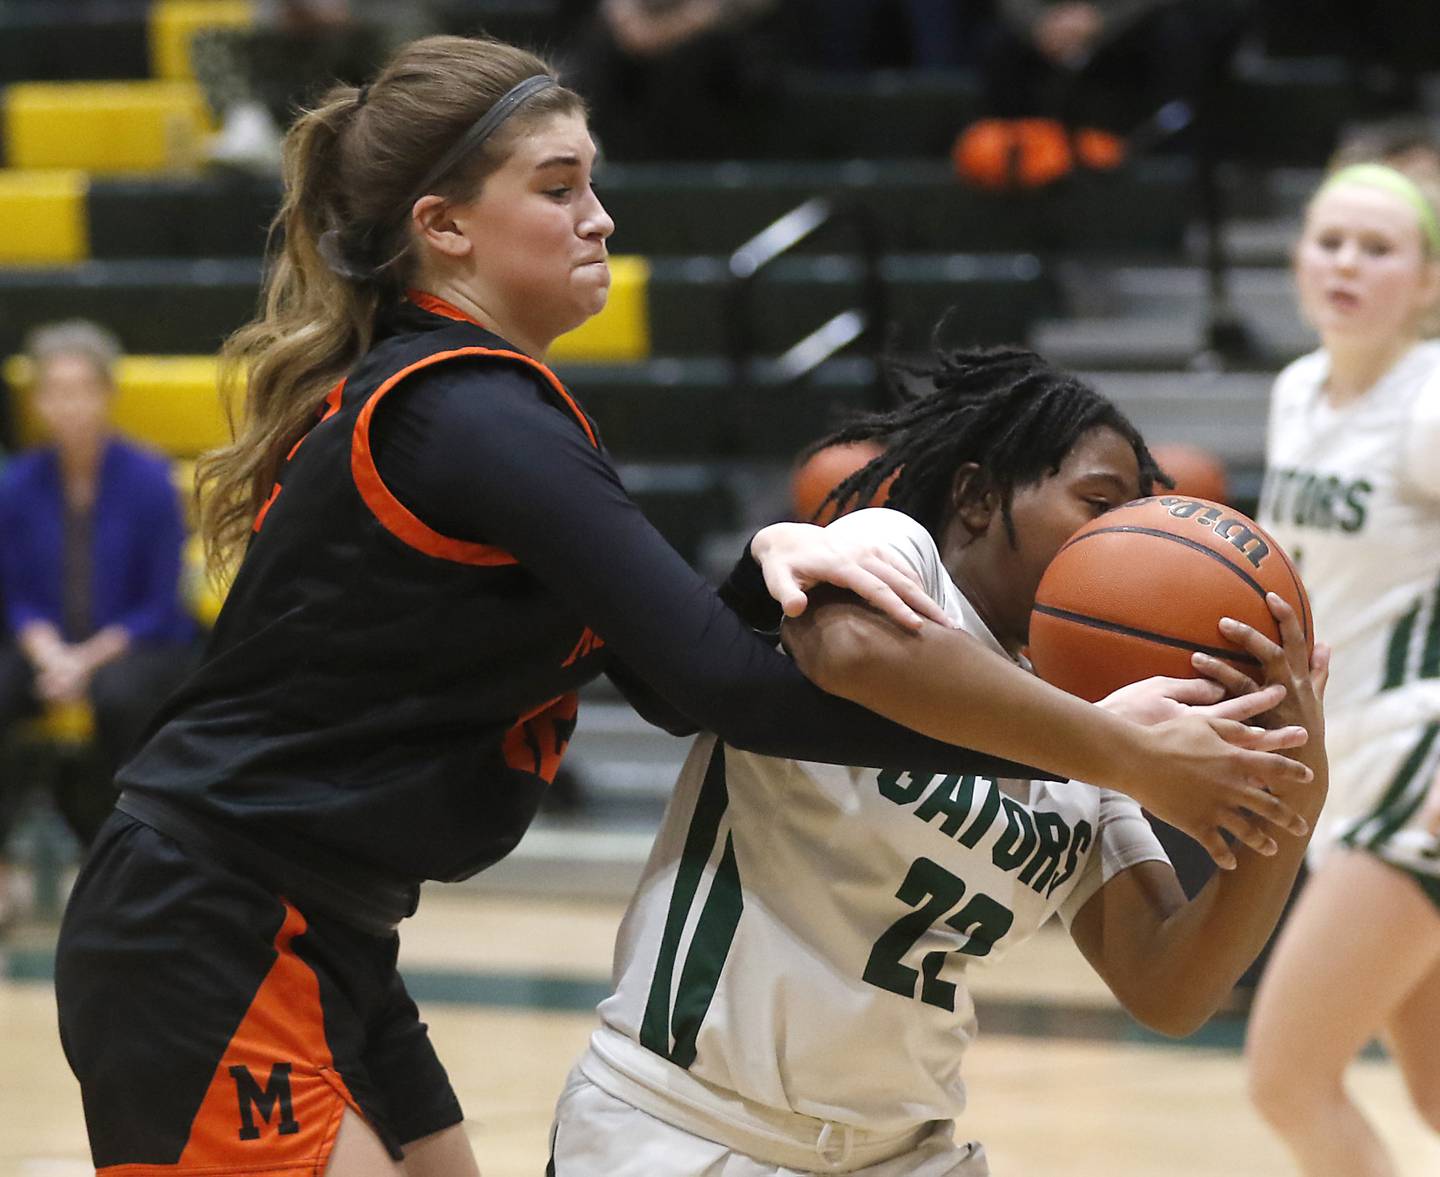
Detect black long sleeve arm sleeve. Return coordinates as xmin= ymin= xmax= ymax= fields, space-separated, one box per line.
xmin=371 ymin=360 xmax=1044 ymax=777
xmin=605 ymin=541 xmax=783 ymax=737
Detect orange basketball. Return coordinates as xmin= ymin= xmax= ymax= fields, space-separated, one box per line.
xmin=952 ymin=118 xmax=1073 ymax=191
xmin=790 ymin=441 xmax=892 ymax=524
xmin=953 ymin=120 xmax=1126 ymax=191
xmin=1150 ymin=443 xmax=1230 ymax=504
xmin=1028 ymin=495 xmax=1312 ymax=702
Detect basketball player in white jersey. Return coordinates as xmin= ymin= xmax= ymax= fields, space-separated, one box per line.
xmin=1248 ymin=162 xmax=1440 ymax=1174
xmin=548 ymin=349 xmax=1327 ymax=1175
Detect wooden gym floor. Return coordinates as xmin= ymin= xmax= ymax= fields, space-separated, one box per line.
xmin=3 ymin=888 xmax=1438 ymax=1176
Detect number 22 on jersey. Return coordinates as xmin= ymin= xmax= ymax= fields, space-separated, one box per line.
xmin=864 ymin=857 xmax=1015 ymax=1012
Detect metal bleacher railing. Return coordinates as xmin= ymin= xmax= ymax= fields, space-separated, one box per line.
xmin=725 ymin=196 xmax=888 ymax=407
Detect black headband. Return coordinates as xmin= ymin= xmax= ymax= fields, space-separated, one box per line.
xmin=317 ymin=74 xmax=558 ymax=285
xmin=405 ymin=74 xmax=557 ymax=208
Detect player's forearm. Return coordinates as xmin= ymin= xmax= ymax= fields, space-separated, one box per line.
xmin=787 ymin=599 xmax=1144 ymax=784
xmin=1125 ymin=773 xmax=1326 ymax=1035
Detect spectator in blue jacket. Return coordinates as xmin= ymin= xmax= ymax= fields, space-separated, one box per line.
xmin=0 ymin=321 xmax=197 ymax=859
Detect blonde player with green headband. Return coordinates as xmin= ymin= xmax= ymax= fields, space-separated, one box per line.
xmin=1248 ymin=160 xmax=1440 ymax=1174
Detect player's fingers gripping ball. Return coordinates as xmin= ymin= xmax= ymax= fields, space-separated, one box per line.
xmin=1028 ymin=496 xmax=1313 ymax=702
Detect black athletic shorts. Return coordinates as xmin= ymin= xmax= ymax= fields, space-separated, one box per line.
xmin=54 ymin=811 xmax=464 ymax=1173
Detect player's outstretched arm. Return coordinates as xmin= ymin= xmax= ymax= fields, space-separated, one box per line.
xmin=1067 ymin=595 xmax=1329 ymax=1037
xmin=783 ymin=588 xmax=1314 ymax=866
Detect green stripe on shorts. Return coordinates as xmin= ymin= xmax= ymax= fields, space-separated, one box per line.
xmin=1367 ymin=723 xmax=1440 ymax=850
xmin=1341 ymin=723 xmax=1440 ymax=849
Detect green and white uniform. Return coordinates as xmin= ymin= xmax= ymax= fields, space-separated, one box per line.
xmin=1260 ymin=342 xmax=1440 ymax=891
xmin=550 ymin=508 xmax=1169 ymax=1175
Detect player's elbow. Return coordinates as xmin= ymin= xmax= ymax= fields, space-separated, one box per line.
xmin=1122 ymin=988 xmax=1220 ymax=1039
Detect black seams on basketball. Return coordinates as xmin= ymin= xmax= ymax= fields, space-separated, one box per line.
xmin=1029 ymin=496 xmax=1313 ymax=703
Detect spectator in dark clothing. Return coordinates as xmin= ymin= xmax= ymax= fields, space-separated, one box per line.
xmin=981 ymin=0 xmax=1246 ymax=133
xmin=0 ymin=321 xmax=197 ymax=855
xmin=562 ymin=0 xmax=781 ymax=160
xmin=798 ymin=0 xmax=993 ymax=71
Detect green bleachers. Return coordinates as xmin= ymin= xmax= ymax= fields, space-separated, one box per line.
xmin=552 ymin=359 xmax=880 ymax=461
xmin=0 ymin=259 xmax=259 ymax=356
xmin=87 ymin=174 xmax=276 ymax=259
xmin=1221 ymin=62 xmax=1363 ymax=166
xmin=77 ymin=160 xmax=1195 ymax=261
xmin=0 ymin=253 xmax=1051 ymax=361
xmin=0 ymin=0 xmax=1387 ymax=559
xmin=0 ymin=3 xmax=151 ymax=84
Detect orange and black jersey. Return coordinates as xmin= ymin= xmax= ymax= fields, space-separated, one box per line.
xmin=118 ymin=295 xmax=1029 ymax=911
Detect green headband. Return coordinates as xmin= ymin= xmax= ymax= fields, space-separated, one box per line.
xmin=1318 ymin=163 xmax=1440 ymax=254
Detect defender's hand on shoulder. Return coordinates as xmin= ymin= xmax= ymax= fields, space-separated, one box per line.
xmin=750 ymin=520 xmax=952 ymax=633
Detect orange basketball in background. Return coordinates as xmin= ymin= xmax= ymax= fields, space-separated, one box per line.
xmin=1150 ymin=443 xmax=1230 ymax=504
xmin=953 ymin=119 xmax=1071 ymax=190
xmin=952 ymin=119 xmax=1126 ymax=191
xmin=790 ymin=441 xmax=894 ymax=524
xmin=1028 ymin=496 xmax=1312 ymax=702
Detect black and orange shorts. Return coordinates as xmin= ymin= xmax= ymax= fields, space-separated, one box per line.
xmin=55 ymin=812 xmax=464 ymax=1174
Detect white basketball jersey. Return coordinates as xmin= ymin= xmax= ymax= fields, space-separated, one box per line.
xmin=1260 ymin=342 xmax=1440 ymax=857
xmin=587 ymin=509 xmax=1168 ymax=1137
xmin=1261 ymin=342 xmax=1440 ymax=721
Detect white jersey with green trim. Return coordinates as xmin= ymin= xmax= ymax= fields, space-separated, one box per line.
xmin=586 ymin=508 xmax=1168 ymax=1138
xmin=1260 ymin=343 xmax=1440 ymax=861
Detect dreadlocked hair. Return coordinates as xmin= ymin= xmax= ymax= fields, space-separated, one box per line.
xmin=808 ymin=345 xmax=1168 ymax=541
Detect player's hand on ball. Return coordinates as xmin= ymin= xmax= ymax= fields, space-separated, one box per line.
xmin=1098 ymin=676 xmax=1306 ymax=754
xmin=1099 ymin=675 xmax=1226 ymax=724
xmin=1124 ymin=711 xmax=1314 ymax=870
xmin=1207 ymin=592 xmax=1328 ymax=747
xmin=1124 ymin=592 xmax=1328 ymax=869
xmin=750 ymin=521 xmax=953 ymax=633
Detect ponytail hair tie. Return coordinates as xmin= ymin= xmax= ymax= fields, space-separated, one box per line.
xmin=356 ymin=83 xmax=371 ymax=108
xmin=318 ymin=227 xmax=374 ymax=283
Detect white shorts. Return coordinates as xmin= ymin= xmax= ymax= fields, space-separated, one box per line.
xmin=549 ymin=1068 xmax=990 ymax=1177
xmin=1317 ymin=717 xmax=1440 ymax=899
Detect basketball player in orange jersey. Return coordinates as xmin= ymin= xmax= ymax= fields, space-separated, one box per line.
xmin=53 ymin=35 xmax=1315 ymax=1175
xmin=1247 ymin=161 xmax=1440 ymax=1174
xmin=550 ymin=347 xmax=1329 ymax=1175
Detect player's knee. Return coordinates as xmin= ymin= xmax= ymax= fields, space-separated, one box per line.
xmin=1246 ymin=1049 xmax=1324 ymax=1131
xmin=1249 ymin=1062 xmax=1352 ymax=1138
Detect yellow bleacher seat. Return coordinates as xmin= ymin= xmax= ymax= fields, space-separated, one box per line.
xmin=151 ymin=0 xmax=256 ymax=82
xmin=23 ymin=700 xmax=95 ymax=746
xmin=0 ymin=170 xmax=88 ymax=264
xmin=4 ymin=257 xmax=651 ymax=452
xmin=6 ymin=354 xmax=229 ymax=457
xmin=549 ymin=255 xmax=651 ymax=363
xmin=4 ymin=81 xmax=212 ymax=173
